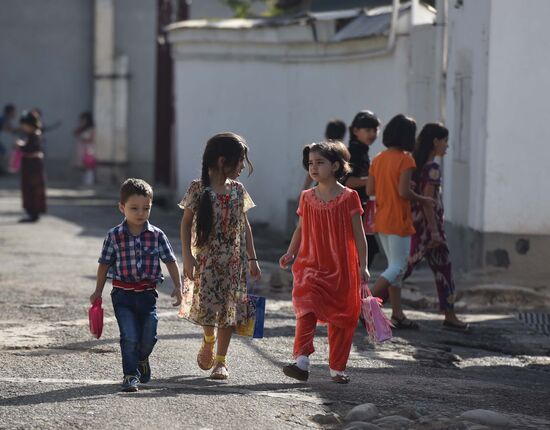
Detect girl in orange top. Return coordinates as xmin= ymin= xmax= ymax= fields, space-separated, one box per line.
xmin=280 ymin=141 xmax=368 ymax=384
xmin=367 ymin=115 xmax=433 ymax=329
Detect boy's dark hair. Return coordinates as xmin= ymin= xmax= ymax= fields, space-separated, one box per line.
xmin=413 ymin=123 xmax=449 ymax=181
xmin=349 ymin=110 xmax=380 ymax=138
xmin=120 ymin=178 xmax=154 ymax=203
xmin=382 ymin=114 xmax=416 ymax=151
xmin=196 ymin=132 xmax=253 ymax=247
xmin=325 ymin=118 xmax=347 ymax=141
xmin=302 ymin=141 xmax=351 ymax=179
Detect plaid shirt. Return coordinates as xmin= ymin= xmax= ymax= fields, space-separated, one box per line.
xmin=98 ymin=220 xmax=176 ymax=284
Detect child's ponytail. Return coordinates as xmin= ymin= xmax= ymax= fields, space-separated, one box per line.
xmin=195 ymin=159 xmax=214 ymax=247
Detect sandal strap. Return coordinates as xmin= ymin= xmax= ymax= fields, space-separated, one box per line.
xmin=197 ymin=340 xmax=216 ymax=370
xmin=203 ymin=335 xmax=216 ymax=344
xmin=391 ymin=316 xmax=419 ymax=329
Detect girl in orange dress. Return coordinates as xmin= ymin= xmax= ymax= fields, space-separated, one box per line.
xmin=367 ymin=114 xmax=434 ymax=329
xmin=280 ymin=141 xmax=369 ymax=384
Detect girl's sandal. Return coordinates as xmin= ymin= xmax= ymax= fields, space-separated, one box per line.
xmin=443 ymin=320 xmax=470 ymax=333
xmin=210 ymin=363 xmax=229 ymax=380
xmin=391 ymin=315 xmax=420 ymax=330
xmin=331 ymin=373 xmax=350 ymax=384
xmin=197 ymin=337 xmax=216 ymax=370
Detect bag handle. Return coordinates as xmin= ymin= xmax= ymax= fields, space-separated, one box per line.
xmin=361 ymin=282 xmax=385 ymax=306
xmin=247 ymin=280 xmax=259 ymax=295
xmin=360 ymin=282 xmax=372 ymax=299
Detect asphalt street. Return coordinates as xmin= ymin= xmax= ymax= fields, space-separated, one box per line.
xmin=0 ymin=180 xmax=549 ymax=430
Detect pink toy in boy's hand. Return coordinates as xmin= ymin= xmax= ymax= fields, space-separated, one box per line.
xmin=89 ymin=298 xmax=104 ymax=339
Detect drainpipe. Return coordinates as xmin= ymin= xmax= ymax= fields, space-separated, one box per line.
xmin=410 ymin=0 xmax=419 ymax=27
xmin=387 ymin=0 xmax=399 ymax=50
xmin=93 ymin=0 xmax=129 ymax=183
xmin=438 ymin=0 xmax=449 ymax=124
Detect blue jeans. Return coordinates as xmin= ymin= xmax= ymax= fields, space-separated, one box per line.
xmin=378 ymin=233 xmax=411 ymax=285
xmin=111 ymin=288 xmax=158 ymax=377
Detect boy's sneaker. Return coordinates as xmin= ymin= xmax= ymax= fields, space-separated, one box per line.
xmin=121 ymin=375 xmax=139 ymax=392
xmin=138 ymin=358 xmax=151 ymax=383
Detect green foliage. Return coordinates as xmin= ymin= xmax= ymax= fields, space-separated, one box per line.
xmin=220 ymin=0 xmax=259 ymax=18
xmin=219 ymin=0 xmax=288 ymax=18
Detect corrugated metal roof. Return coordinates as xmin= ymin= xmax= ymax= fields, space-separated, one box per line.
xmin=168 ymin=2 xmax=419 ymax=43
xmin=331 ymin=12 xmax=388 ymax=41
xmin=331 ymin=5 xmax=408 ymax=42
xmin=310 ymin=0 xmax=396 ymax=13
xmin=309 ymin=0 xmax=434 ymax=12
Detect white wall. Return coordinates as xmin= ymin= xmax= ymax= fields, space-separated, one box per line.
xmin=0 ymin=1 xmax=157 ymax=182
xmin=172 ymin=27 xmax=416 ymax=231
xmin=444 ymin=0 xmax=550 ymax=236
xmin=407 ymin=23 xmax=439 ymax=127
xmin=483 ymin=0 xmax=550 ymax=234
xmin=443 ymin=0 xmax=491 ymax=232
xmin=0 ymin=1 xmax=94 ymax=171
xmin=115 ymin=0 xmax=157 ymax=180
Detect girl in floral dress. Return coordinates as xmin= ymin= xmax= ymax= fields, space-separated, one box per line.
xmin=402 ymin=123 xmax=468 ymax=331
xmin=280 ymin=141 xmax=369 ymax=384
xmin=179 ymin=132 xmax=261 ymax=379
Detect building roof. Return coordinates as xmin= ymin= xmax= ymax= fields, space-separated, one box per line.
xmin=168 ymin=1 xmax=434 ymax=44
xmin=310 ymin=0 xmax=401 ymax=13
xmin=309 ymin=0 xmax=435 ymax=12
xmin=330 ymin=7 xmax=401 ymax=42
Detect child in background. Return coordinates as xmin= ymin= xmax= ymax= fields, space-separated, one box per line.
xmin=17 ymin=111 xmax=46 ymax=222
xmin=73 ymin=112 xmax=96 ymax=186
xmin=302 ymin=118 xmax=347 ymax=190
xmin=403 ymin=123 xmax=468 ymax=331
xmin=0 ymin=104 xmax=17 ymax=173
xmin=281 ymin=141 xmax=368 ymax=384
xmin=180 ymin=132 xmax=261 ymax=380
xmin=367 ymin=114 xmax=433 ymax=329
xmin=89 ymin=178 xmax=183 ymax=392
xmin=343 ymin=110 xmax=381 ymax=268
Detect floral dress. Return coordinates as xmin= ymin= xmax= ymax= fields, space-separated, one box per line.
xmin=402 ymin=162 xmax=456 ymax=310
xmin=178 ymin=179 xmax=255 ymax=327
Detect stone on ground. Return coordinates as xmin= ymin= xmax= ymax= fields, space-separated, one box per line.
xmin=459 ymin=409 xmax=512 ymax=427
xmin=345 ymin=403 xmax=380 ymax=422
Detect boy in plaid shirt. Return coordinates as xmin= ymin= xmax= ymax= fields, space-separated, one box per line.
xmin=89 ymin=178 xmax=183 ymax=392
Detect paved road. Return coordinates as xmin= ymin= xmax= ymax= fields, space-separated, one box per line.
xmin=0 ymin=181 xmax=549 ymax=429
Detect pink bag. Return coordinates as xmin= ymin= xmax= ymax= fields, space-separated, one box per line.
xmin=8 ymin=148 xmax=23 ymax=173
xmin=361 ymin=282 xmax=392 ymax=343
xmin=88 ymin=298 xmax=104 ymax=339
xmin=363 ymin=200 xmax=376 ymax=235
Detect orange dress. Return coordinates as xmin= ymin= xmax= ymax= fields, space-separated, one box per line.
xmin=369 ymin=149 xmax=416 ymax=236
xmin=292 ymin=187 xmax=363 ymax=329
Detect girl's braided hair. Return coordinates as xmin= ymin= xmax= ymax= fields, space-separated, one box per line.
xmin=195 ymin=132 xmax=253 ymax=247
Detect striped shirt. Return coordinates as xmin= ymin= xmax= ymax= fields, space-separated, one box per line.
xmin=98 ymin=220 xmax=176 ymax=285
